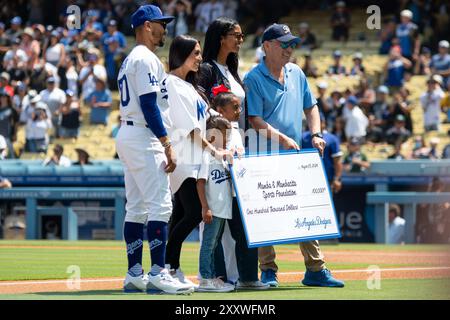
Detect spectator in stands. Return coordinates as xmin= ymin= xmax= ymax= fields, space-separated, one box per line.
xmin=384 ymin=46 xmax=412 ymax=94
xmin=343 ymin=137 xmax=370 ymax=173
xmin=414 ymin=46 xmax=431 ymax=75
xmin=428 ymin=137 xmax=441 ymax=160
xmin=5 ymin=16 xmax=23 ymax=42
xmin=342 ymin=95 xmax=368 ymax=141
xmin=302 ymin=52 xmax=319 ymax=78
xmin=44 ymin=30 xmax=66 ymax=68
xmin=297 ymin=22 xmax=317 ymax=50
xmin=365 ymin=114 xmax=385 ymax=144
xmin=43 ymin=144 xmax=71 ymax=167
xmin=0 ymin=88 xmax=18 ymax=158
xmin=0 ymin=22 xmax=11 ymax=62
xmin=411 ymin=135 xmax=433 ymax=159
xmin=330 ymin=1 xmax=351 ymax=42
xmin=39 ymin=76 xmax=66 ymax=137
xmin=442 ymin=131 xmax=450 ymax=159
xmin=59 ymin=89 xmax=80 ymax=139
xmin=388 ymin=204 xmax=405 ymax=244
xmin=0 ymin=72 xmax=14 ymax=97
xmin=12 ymin=82 xmax=27 ymax=115
xmin=25 ymin=101 xmax=52 ymax=153
xmin=372 ymin=85 xmax=389 ymax=124
xmin=349 ymin=52 xmax=366 ymax=76
xmin=316 ymin=81 xmax=332 ymax=128
xmin=420 ymin=74 xmax=445 ymax=132
xmin=387 ymin=140 xmax=406 ymax=160
xmin=194 ymin=0 xmax=210 ymax=33
xmin=74 ymin=148 xmax=93 ymax=166
xmin=442 ymin=81 xmax=450 ymax=123
xmin=85 ymin=76 xmax=112 ymax=125
xmin=385 ymin=114 xmax=411 ymax=146
xmin=58 ymin=55 xmax=79 ymax=97
xmin=101 ymin=20 xmax=127 ymax=51
xmin=0 ymin=175 xmax=12 ymax=189
xmin=355 ymin=78 xmax=375 ymax=115
xmin=223 ymin=0 xmax=239 ymax=20
xmin=167 ymin=0 xmax=192 ymax=38
xmin=104 ymin=37 xmax=125 ymax=91
xmin=79 ymin=51 xmax=107 ymax=101
xmin=20 ymin=27 xmax=40 ymax=70
xmin=0 ymin=134 xmax=8 ymax=160
xmin=396 ymin=10 xmax=420 ymax=62
xmin=430 ymin=40 xmax=450 ymax=89
xmin=327 ymin=50 xmax=346 ymax=76
xmin=3 ymin=37 xmax=27 ymax=72
xmin=379 ymin=18 xmax=396 ymax=55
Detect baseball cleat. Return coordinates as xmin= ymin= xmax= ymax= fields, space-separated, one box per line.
xmin=147 ymin=269 xmax=194 ymax=295
xmin=123 ymin=272 xmax=148 ymax=293
xmin=302 ymin=269 xmax=345 ymax=288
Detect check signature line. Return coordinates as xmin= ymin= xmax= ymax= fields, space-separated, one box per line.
xmin=299 ymin=204 xmax=330 ymax=209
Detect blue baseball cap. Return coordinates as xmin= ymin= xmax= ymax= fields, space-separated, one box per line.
xmin=65 ymin=89 xmax=75 ymax=97
xmin=262 ymin=23 xmax=300 ymax=44
xmin=131 ymin=5 xmax=174 ymax=29
xmin=346 ymin=95 xmax=359 ymax=105
xmin=11 ymin=16 xmax=22 ymax=25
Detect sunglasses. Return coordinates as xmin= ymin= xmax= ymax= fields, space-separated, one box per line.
xmin=278 ymin=41 xmax=297 ymax=49
xmin=150 ymin=20 xmax=167 ymax=29
xmin=227 ymin=32 xmax=245 ymax=40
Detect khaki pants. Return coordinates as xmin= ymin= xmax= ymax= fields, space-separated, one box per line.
xmin=258 ymin=241 xmax=325 ymax=272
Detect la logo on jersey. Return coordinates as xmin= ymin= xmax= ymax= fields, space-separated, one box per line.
xmin=148 ymin=73 xmax=158 ymax=86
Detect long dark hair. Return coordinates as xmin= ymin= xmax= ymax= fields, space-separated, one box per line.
xmin=168 ymin=35 xmax=206 ymax=101
xmin=202 ymin=17 xmax=242 ymax=85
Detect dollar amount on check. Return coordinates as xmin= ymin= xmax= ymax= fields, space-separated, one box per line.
xmin=230 ymin=150 xmax=341 ymax=247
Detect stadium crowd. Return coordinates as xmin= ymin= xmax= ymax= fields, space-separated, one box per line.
xmin=0 ymin=0 xmax=448 ymax=166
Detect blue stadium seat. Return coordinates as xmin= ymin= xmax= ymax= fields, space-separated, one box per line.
xmin=54 ymin=166 xmax=83 ymax=176
xmin=27 ymin=165 xmax=55 ymax=175
xmin=81 ymin=165 xmax=110 ymax=175
xmin=0 ymin=165 xmax=27 ymax=175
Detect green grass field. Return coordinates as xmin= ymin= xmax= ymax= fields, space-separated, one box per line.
xmin=1 ymin=241 xmax=449 ymax=300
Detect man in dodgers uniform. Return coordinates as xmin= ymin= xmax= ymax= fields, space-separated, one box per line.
xmin=115 ymin=5 xmax=193 ymax=294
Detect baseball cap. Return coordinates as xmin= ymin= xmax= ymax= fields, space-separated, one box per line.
xmin=353 ymin=52 xmax=363 ymax=60
xmin=333 ymin=50 xmax=342 ymax=57
xmin=11 ymin=16 xmax=22 ymax=25
xmin=438 ymin=40 xmax=450 ymax=48
xmin=65 ymin=89 xmax=75 ymax=97
xmin=395 ymin=114 xmax=406 ymax=122
xmin=29 ymin=90 xmax=41 ymax=103
xmin=317 ymin=81 xmax=328 ymax=89
xmin=0 ymin=72 xmax=10 ymax=81
xmin=47 ymin=76 xmax=56 ymax=83
xmin=17 ymin=82 xmax=26 ymax=91
xmin=377 ymin=85 xmax=389 ymax=94
xmin=428 ymin=74 xmax=443 ymax=85
xmin=50 ymin=30 xmax=60 ymax=38
xmin=35 ymin=101 xmax=47 ymax=110
xmin=346 ymin=95 xmax=358 ymax=105
xmin=131 ymin=5 xmax=174 ymax=29
xmin=108 ymin=19 xmax=118 ymax=27
xmin=23 ymin=27 xmax=34 ymax=38
xmin=400 ymin=10 xmax=413 ymax=19
xmin=262 ymin=23 xmax=300 ymax=44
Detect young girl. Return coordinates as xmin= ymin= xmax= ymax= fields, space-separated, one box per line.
xmin=211 ymin=92 xmax=269 ymax=290
xmin=197 ymin=115 xmax=235 ymax=292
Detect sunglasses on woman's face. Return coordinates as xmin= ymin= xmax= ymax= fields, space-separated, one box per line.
xmin=227 ymin=32 xmax=245 ymax=40
xmin=278 ymin=41 xmax=297 ymax=49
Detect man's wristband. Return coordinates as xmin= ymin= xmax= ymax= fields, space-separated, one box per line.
xmin=161 ymin=140 xmax=171 ymax=148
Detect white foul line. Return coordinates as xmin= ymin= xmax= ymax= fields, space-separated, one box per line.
xmin=0 ymin=266 xmax=449 ymax=287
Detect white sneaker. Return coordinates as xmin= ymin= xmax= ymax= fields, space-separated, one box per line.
xmin=123 ymin=272 xmax=148 ymax=293
xmin=236 ymin=280 xmax=270 ymax=290
xmin=197 ymin=278 xmax=235 ymax=293
xmin=147 ymin=269 xmax=194 ymax=295
xmin=170 ymin=267 xmax=199 ymax=291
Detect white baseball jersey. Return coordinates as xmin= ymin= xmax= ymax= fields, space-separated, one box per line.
xmin=198 ymin=151 xmax=232 ymax=220
xmin=164 ymin=74 xmax=208 ymax=194
xmin=117 ymin=44 xmax=171 ymax=139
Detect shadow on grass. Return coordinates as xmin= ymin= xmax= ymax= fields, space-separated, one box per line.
xmin=33 ymin=285 xmax=315 ymax=297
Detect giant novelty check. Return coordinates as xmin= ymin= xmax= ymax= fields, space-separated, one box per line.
xmin=230 ymin=150 xmax=340 ymax=247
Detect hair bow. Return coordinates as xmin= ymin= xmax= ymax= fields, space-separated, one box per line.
xmin=211 ymin=84 xmax=230 ymax=97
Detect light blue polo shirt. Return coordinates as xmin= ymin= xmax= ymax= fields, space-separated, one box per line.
xmin=244 ymin=58 xmax=317 ymax=153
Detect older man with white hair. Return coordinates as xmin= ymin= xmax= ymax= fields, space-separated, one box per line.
xmin=396 ymin=9 xmax=420 ymax=61
xmin=430 ymin=40 xmax=450 ymax=88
